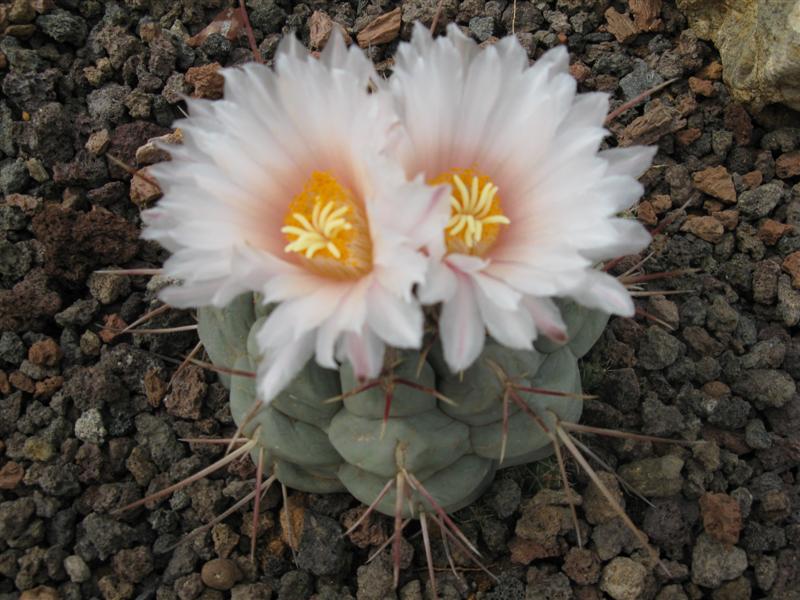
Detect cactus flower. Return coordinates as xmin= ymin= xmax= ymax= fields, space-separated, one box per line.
xmin=141 ymin=34 xmax=448 ymax=403
xmin=388 ymin=24 xmax=656 ymax=372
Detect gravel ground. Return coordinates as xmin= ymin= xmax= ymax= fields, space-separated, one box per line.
xmin=2 ymin=0 xmax=800 ymax=599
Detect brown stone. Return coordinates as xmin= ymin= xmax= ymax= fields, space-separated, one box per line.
xmin=724 ymin=103 xmax=753 ymax=145
xmin=688 ymin=76 xmax=714 ymax=97
xmin=604 ymin=8 xmax=638 ymax=43
xmin=0 ymin=371 xmax=9 ymax=395
xmin=6 ymin=193 xmax=41 ymax=214
xmin=85 ymin=129 xmax=110 ymax=156
xmin=99 ymin=313 xmax=126 ymax=343
xmin=164 ymin=364 xmax=207 ymax=420
xmin=508 ymin=536 xmax=561 ymax=564
xmin=651 ymin=194 xmax=672 ymax=213
xmin=34 ymin=376 xmax=63 ymax=400
xmin=186 ymin=62 xmax=224 ymax=99
xmin=681 ymin=215 xmax=724 ymax=243
xmin=129 ymin=168 xmax=162 ymax=207
xmin=758 ymin=219 xmax=793 ymax=245
xmin=308 ymin=11 xmax=335 ymax=50
xmin=675 ymin=127 xmax=701 ymax=146
xmin=135 ymin=129 xmax=182 ymax=166
xmin=307 ymin=11 xmax=351 ymax=50
xmin=582 ymin=472 xmax=624 ymax=525
xmin=357 ymin=7 xmax=401 ymax=47
xmin=699 ymin=493 xmax=742 ymax=545
xmin=0 ymin=461 xmax=24 ymax=489
xmin=776 ymin=151 xmax=800 ymax=179
xmin=28 ymin=337 xmax=62 ymax=367
xmin=714 ymin=209 xmax=739 ymax=230
xmin=20 ymin=586 xmax=59 ymax=600
xmin=143 ymin=368 xmax=166 ymax=407
xmin=692 ymin=165 xmax=736 ymax=203
xmin=637 ymin=201 xmax=658 ymax=225
xmin=619 ymin=103 xmax=686 ymax=146
xmin=187 ymin=7 xmax=243 ymax=48
xmin=563 ymin=547 xmax=602 ymax=585
xmin=341 ymin=506 xmax=388 ymax=549
xmin=698 ymin=61 xmax=723 ymax=80
xmin=9 ymin=371 xmax=34 ymax=393
xmin=782 ymin=251 xmax=800 ymax=288
xmin=742 ymin=170 xmax=763 ymax=189
xmin=630 ymin=0 xmax=662 ymax=31
xmin=569 ymin=61 xmax=591 ymax=82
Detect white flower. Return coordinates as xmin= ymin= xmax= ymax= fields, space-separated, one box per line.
xmin=142 ymin=34 xmax=448 ymax=402
xmin=389 ymin=24 xmax=655 ymax=372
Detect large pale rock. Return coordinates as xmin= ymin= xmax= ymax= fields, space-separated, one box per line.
xmin=677 ymin=0 xmax=800 ymax=111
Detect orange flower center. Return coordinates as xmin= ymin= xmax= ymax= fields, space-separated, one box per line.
xmin=430 ymin=168 xmax=510 ymax=256
xmin=281 ymin=171 xmax=372 ymax=279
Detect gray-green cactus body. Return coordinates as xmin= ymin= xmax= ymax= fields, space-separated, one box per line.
xmin=197 ymin=293 xmax=608 ymax=517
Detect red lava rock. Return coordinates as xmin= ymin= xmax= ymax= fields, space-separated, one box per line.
xmin=604 ymin=7 xmax=638 ymax=43
xmin=186 ymin=62 xmax=224 ymax=99
xmin=187 ymin=7 xmax=244 ymax=48
xmin=0 ymin=371 xmax=10 ymax=395
xmin=0 ymin=461 xmax=24 ymax=489
xmin=9 ymin=371 xmax=34 ymax=393
xmin=698 ymin=61 xmax=723 ymax=80
xmin=630 ymin=0 xmax=662 ymax=32
xmin=19 ymin=586 xmax=59 ymax=600
xmin=681 ymin=215 xmax=725 ymax=243
xmin=164 ymin=364 xmax=207 ymax=420
xmin=107 ymin=121 xmax=170 ymax=179
xmin=340 ymin=506 xmax=388 ymax=549
xmin=34 ymin=376 xmax=63 ymax=400
xmin=99 ymin=314 xmax=127 ymax=343
xmin=32 ymin=205 xmax=139 ymax=287
xmin=688 ymin=76 xmax=714 ymax=97
xmin=619 ymin=103 xmax=686 ymax=146
xmin=129 ymin=168 xmax=162 ymax=207
xmin=758 ymin=219 xmax=793 ymax=245
xmin=742 ymin=170 xmax=763 ymax=189
xmin=714 ymin=209 xmax=739 ymax=230
xmin=782 ymin=251 xmax=800 ymax=288
xmin=143 ymin=368 xmax=167 ymax=407
xmin=5 ymin=193 xmax=41 ymax=214
xmin=675 ymin=127 xmax=701 ymax=146
xmin=699 ymin=493 xmax=742 ymax=545
xmin=724 ymin=103 xmax=753 ymax=145
xmin=637 ymin=200 xmax=658 ymax=225
xmin=0 ymin=269 xmax=61 ymax=332
xmin=569 ymin=61 xmax=591 ymax=82
xmin=357 ymin=7 xmax=401 ymax=48
xmin=692 ymin=165 xmax=736 ymax=204
xmin=563 ymin=547 xmax=602 ymax=585
xmin=508 ymin=536 xmax=561 ymax=564
xmin=776 ymin=151 xmax=800 ymax=179
xmin=28 ymin=337 xmax=62 ymax=367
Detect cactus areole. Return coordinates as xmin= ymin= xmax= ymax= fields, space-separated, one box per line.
xmin=197 ymin=293 xmax=609 ymax=517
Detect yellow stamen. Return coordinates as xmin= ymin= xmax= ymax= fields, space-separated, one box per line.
xmin=281 ymin=171 xmax=372 ymax=279
xmin=430 ymin=168 xmax=511 ymax=256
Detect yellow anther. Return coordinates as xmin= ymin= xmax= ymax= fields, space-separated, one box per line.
xmin=281 ymin=171 xmax=372 ymax=279
xmin=432 ymin=168 xmax=510 ymax=255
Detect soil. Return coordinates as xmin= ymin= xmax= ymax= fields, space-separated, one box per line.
xmin=2 ymin=1 xmax=800 ymax=599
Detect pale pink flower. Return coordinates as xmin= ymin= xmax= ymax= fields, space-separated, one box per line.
xmin=389 ymin=24 xmax=655 ymax=372
xmin=142 ymin=34 xmax=448 ymax=402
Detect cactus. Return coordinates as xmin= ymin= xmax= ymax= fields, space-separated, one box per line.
xmin=197 ymin=292 xmax=609 ymax=518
